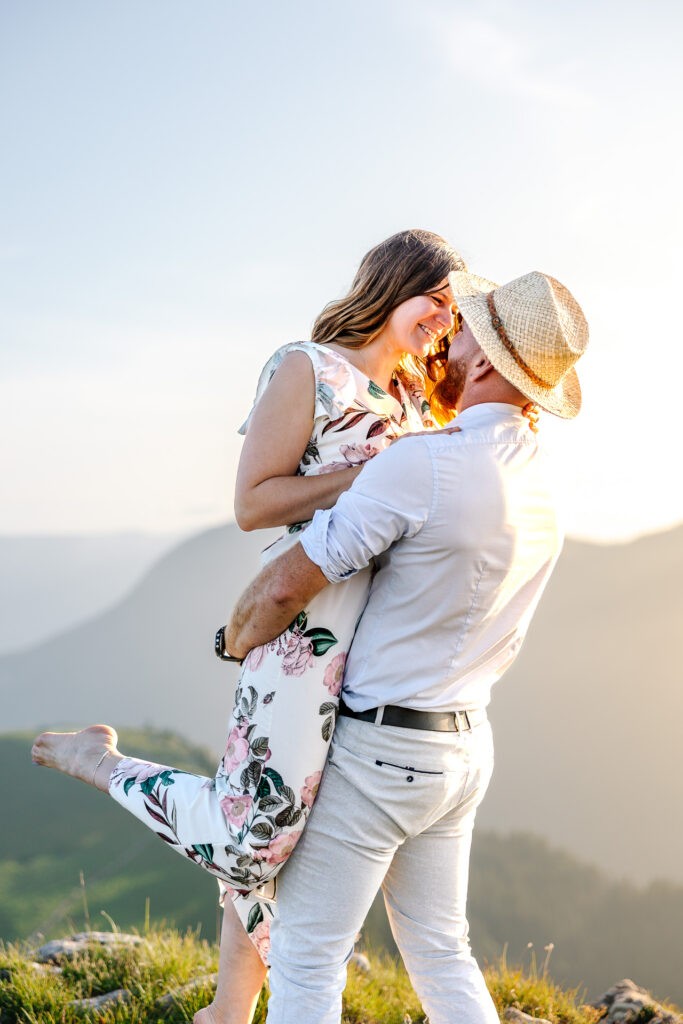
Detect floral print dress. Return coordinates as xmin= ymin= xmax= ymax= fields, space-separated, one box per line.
xmin=108 ymin=341 xmax=434 ymax=963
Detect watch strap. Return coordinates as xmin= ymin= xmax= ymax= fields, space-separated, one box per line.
xmin=214 ymin=625 xmax=244 ymax=664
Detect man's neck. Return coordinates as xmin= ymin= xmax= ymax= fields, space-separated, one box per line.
xmin=457 ymin=395 xmax=526 ymax=415
xmin=457 ymin=381 xmax=528 ymax=415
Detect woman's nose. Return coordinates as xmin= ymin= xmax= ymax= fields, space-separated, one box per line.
xmin=438 ymin=306 xmax=455 ymax=332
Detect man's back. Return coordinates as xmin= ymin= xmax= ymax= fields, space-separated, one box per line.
xmin=302 ymin=401 xmax=562 ymax=712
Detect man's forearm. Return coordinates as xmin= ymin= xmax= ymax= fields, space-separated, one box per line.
xmin=225 ymin=543 xmax=329 ymax=659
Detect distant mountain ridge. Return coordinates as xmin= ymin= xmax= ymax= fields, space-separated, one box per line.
xmin=0 ymin=532 xmax=182 ymax=654
xmin=1 ymin=522 xmax=681 ymax=885
xmin=0 ymin=524 xmax=277 ymax=748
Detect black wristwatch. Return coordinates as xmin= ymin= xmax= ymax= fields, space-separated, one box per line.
xmin=214 ymin=626 xmax=244 ymax=664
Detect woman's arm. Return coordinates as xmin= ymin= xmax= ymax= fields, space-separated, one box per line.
xmin=234 ymin=351 xmax=362 ymax=531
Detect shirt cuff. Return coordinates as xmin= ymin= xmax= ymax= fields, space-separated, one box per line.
xmin=300 ymin=509 xmax=358 ymax=584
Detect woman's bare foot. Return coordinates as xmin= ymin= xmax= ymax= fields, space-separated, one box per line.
xmin=193 ymin=1005 xmax=220 ymax=1024
xmin=31 ymin=725 xmax=121 ymax=792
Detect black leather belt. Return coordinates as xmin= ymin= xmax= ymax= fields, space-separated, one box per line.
xmin=339 ymin=701 xmax=486 ymax=733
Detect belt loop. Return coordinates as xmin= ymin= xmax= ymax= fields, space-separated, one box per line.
xmin=452 ymin=711 xmax=460 ymax=733
xmin=374 ymin=706 xmax=385 ymax=726
xmin=463 ymin=710 xmax=471 ymax=731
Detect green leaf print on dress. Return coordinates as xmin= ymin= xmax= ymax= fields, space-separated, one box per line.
xmin=367 ymin=380 xmax=388 ymax=399
xmin=303 ymin=627 xmax=338 ymax=656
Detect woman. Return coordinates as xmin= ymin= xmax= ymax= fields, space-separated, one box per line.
xmin=32 ymin=229 xmax=467 ymax=1024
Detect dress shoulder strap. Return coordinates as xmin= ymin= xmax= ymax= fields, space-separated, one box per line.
xmin=238 ymin=341 xmax=358 ymax=435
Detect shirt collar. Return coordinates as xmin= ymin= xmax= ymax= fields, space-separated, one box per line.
xmin=446 ymin=402 xmax=527 ymax=429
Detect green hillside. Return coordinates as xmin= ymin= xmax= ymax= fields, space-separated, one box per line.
xmin=3 ymin=522 xmax=682 ymax=888
xmin=2 ymin=731 xmax=683 ymax=1005
xmin=0 ymin=730 xmax=222 ymax=944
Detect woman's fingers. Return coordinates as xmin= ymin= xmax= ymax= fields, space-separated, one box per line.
xmin=522 ymin=401 xmax=541 ymax=434
xmin=393 ymin=425 xmax=462 ymax=442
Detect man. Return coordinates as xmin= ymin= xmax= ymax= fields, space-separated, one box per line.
xmin=225 ymin=269 xmax=589 ymax=1024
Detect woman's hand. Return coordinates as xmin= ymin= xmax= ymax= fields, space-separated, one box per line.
xmin=391 ymin=425 xmax=462 ymax=442
xmin=522 ymin=402 xmax=540 ymax=433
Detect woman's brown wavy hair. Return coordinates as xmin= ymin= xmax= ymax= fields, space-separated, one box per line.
xmin=311 ymin=229 xmax=467 ymax=426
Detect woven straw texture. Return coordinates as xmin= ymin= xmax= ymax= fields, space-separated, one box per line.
xmin=447 ymin=270 xmax=588 ymax=419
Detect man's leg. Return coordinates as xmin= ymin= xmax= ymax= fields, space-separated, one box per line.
xmin=265 ymin=747 xmax=403 ymax=1024
xmin=381 ymin=766 xmax=498 ymax=1024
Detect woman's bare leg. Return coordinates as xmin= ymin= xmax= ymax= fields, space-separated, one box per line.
xmin=194 ymin=899 xmax=267 ymax=1024
xmin=31 ymin=725 xmax=122 ymax=792
xmin=33 ymin=728 xmax=268 ymax=1022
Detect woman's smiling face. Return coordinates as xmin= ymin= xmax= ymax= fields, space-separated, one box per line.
xmin=384 ymin=278 xmax=458 ymax=359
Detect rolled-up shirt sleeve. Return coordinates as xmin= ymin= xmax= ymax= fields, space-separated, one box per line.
xmin=300 ymin=436 xmax=434 ymax=583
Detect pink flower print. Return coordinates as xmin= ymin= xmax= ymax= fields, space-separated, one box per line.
xmin=323 ymin=652 xmax=346 ymax=696
xmin=281 ymin=634 xmax=314 ymax=676
xmin=110 ymin=757 xmax=169 ymax=788
xmin=250 ymin=919 xmax=271 ymax=961
xmin=316 ymin=460 xmax=353 ymax=475
xmin=253 ymin=829 xmax=303 ymax=865
xmin=243 ymin=645 xmax=266 ymax=672
xmin=220 ymin=793 xmax=254 ymax=827
xmin=339 ymin=442 xmax=377 ymax=465
xmin=300 ymin=770 xmax=322 ymax=808
xmin=224 ymin=725 xmax=250 ymax=773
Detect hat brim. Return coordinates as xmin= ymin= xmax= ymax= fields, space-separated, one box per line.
xmin=448 ymin=271 xmax=582 ymax=420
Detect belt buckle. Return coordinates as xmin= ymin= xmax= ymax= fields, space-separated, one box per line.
xmin=452 ymin=710 xmax=472 ymax=732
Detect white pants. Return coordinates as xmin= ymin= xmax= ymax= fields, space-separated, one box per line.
xmin=266 ymin=713 xmax=499 ymax=1024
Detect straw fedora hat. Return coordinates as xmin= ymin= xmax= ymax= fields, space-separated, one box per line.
xmin=447 ymin=270 xmax=589 ymax=419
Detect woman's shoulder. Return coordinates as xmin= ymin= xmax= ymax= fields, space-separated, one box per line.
xmin=238 ymin=342 xmax=357 ymax=435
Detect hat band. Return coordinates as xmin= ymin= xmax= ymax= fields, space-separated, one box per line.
xmin=486 ymin=292 xmax=554 ymax=390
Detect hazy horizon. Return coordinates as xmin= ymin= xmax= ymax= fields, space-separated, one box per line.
xmin=1 ymin=516 xmax=682 ymax=545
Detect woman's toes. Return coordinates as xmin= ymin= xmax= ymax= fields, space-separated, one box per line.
xmin=31 ymin=731 xmax=75 ymax=770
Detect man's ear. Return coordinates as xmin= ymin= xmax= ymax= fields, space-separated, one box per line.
xmin=470 ymin=355 xmax=494 ymax=383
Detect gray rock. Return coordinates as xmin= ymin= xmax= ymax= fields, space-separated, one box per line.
xmin=28 ymin=961 xmax=63 ymax=975
xmin=68 ymin=988 xmax=131 ymax=1012
xmin=591 ymin=980 xmax=681 ymax=1024
xmin=504 ymin=1009 xmax=552 ymax=1024
xmin=350 ymin=951 xmax=371 ymax=973
xmin=153 ymin=973 xmax=219 ymax=1010
xmin=70 ymin=931 xmax=143 ymax=947
xmin=0 ymin=962 xmax=63 ymax=981
xmin=32 ymin=932 xmax=143 ymax=963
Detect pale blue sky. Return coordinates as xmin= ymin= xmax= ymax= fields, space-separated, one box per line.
xmin=2 ymin=0 xmax=682 ymax=539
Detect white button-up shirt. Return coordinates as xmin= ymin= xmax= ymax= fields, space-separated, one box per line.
xmin=300 ymin=403 xmax=563 ymax=712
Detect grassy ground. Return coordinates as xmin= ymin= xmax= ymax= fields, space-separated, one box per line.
xmin=0 ymin=927 xmax=612 ymax=1024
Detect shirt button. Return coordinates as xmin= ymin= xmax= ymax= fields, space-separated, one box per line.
xmin=406 ymin=775 xmax=414 ymax=783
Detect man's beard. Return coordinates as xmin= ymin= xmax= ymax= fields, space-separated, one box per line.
xmin=432 ymin=357 xmax=468 ymax=412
